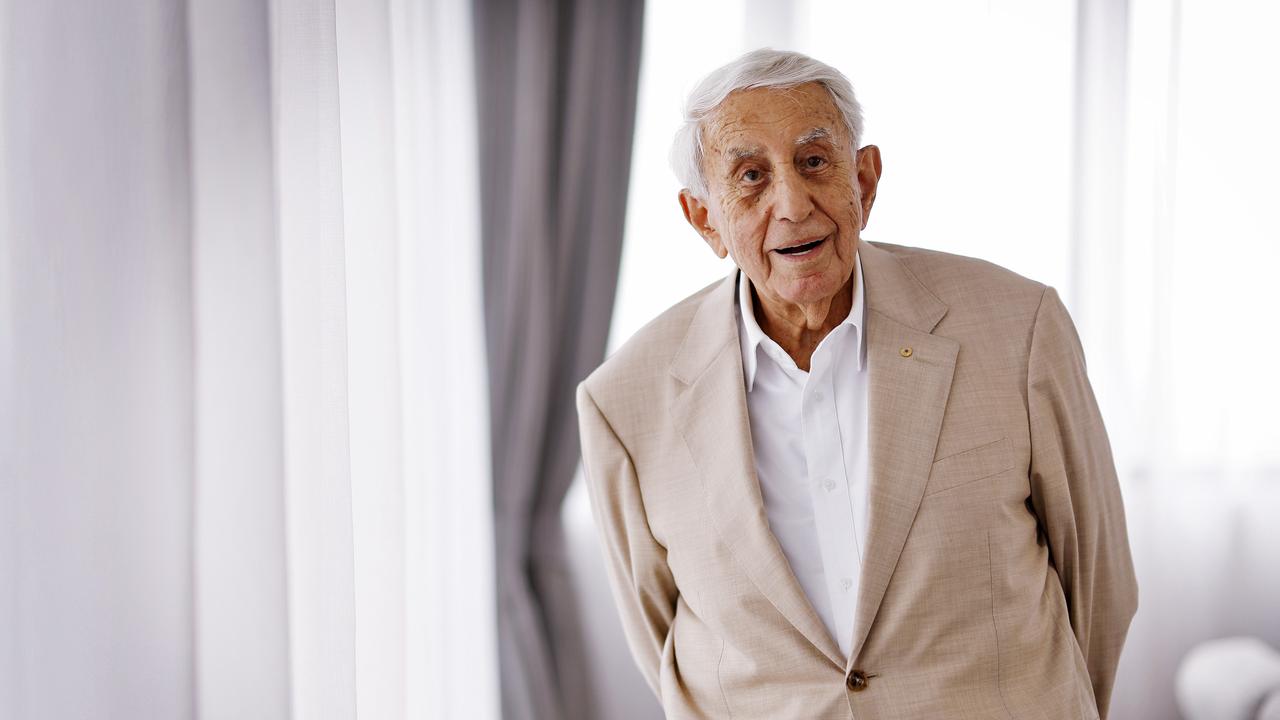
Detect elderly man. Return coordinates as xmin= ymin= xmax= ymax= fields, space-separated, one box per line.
xmin=576 ymin=48 xmax=1137 ymax=719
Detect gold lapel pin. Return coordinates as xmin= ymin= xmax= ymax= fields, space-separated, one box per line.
xmin=899 ymin=346 xmax=913 ymax=358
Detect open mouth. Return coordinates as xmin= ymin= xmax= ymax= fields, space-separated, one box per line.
xmin=774 ymin=236 xmax=827 ymax=255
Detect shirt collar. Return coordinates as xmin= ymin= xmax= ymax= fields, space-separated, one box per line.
xmin=736 ymin=251 xmax=866 ymax=391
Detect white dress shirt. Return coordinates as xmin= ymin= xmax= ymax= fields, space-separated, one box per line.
xmin=735 ymin=252 xmax=870 ymax=660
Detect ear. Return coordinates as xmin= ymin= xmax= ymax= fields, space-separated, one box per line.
xmin=854 ymin=145 xmax=883 ymax=230
xmin=679 ymin=189 xmax=727 ymax=259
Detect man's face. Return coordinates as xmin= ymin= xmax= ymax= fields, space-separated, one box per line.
xmin=680 ymin=83 xmax=881 ymax=314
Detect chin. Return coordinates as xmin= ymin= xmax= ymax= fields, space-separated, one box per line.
xmin=775 ymin=273 xmax=845 ymax=307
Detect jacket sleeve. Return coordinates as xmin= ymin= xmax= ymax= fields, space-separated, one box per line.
xmin=576 ymin=382 xmax=678 ymax=701
xmin=1026 ymin=286 xmax=1139 ymax=719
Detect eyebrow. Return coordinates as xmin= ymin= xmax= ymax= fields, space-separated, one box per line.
xmin=726 ymin=145 xmax=764 ymax=160
xmin=795 ymin=127 xmax=832 ymax=145
xmin=727 ymin=128 xmax=831 ymax=158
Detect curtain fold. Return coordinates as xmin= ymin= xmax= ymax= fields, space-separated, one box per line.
xmin=408 ymin=0 xmax=501 ymax=716
xmin=188 ymin=1 xmax=293 ymax=717
xmin=473 ymin=0 xmax=645 ymax=717
xmin=270 ymin=0 xmax=362 ymax=716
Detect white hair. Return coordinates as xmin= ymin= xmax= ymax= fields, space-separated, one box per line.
xmin=670 ymin=48 xmax=864 ymax=199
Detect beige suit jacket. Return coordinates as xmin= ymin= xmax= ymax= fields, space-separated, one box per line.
xmin=576 ymin=239 xmax=1138 ymax=719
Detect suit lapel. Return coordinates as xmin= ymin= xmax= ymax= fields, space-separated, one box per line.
xmin=846 ymin=240 xmax=958 ymax=668
xmin=670 ymin=271 xmax=846 ymax=668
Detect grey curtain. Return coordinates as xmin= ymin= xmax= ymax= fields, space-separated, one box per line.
xmin=472 ymin=0 xmax=645 ymax=718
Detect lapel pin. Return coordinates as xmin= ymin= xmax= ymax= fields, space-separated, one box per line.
xmin=899 ymin=346 xmax=913 ymax=358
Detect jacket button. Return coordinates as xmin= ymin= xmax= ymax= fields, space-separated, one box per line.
xmin=846 ymin=670 xmax=868 ymax=691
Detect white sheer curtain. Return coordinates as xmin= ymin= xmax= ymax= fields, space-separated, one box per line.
xmin=2 ymin=0 xmax=497 ymax=718
xmin=1089 ymin=1 xmax=1280 ymax=717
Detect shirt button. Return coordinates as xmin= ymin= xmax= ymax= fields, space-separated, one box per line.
xmin=822 ymin=478 xmax=836 ymax=492
xmin=812 ymin=391 xmax=824 ymax=402
xmin=841 ymin=577 xmax=853 ymax=591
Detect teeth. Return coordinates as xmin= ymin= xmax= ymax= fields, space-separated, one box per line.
xmin=777 ymin=238 xmax=823 ymax=254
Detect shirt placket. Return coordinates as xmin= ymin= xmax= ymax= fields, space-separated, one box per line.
xmin=800 ymin=334 xmax=861 ymax=659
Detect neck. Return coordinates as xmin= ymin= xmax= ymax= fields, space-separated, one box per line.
xmin=752 ymin=273 xmax=855 ymax=372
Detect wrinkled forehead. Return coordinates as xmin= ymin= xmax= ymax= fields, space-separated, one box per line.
xmin=701 ymin=83 xmax=848 ymax=163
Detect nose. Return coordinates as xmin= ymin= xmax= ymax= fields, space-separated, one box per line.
xmin=771 ymin=166 xmax=814 ymax=223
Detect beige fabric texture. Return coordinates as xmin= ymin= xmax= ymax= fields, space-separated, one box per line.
xmin=576 ymin=239 xmax=1139 ymax=719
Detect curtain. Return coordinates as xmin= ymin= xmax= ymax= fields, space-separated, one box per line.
xmin=1 ymin=0 xmax=497 ymax=718
xmin=1074 ymin=1 xmax=1280 ymax=717
xmin=2 ymin=3 xmax=195 ymax=717
xmin=472 ymin=0 xmax=645 ymax=718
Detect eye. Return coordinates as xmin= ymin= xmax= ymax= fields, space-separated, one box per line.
xmin=803 ymin=155 xmax=827 ymax=169
xmin=741 ymin=168 xmax=763 ymax=183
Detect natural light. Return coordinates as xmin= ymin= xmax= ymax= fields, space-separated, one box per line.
xmin=611 ymin=0 xmax=1076 ymax=355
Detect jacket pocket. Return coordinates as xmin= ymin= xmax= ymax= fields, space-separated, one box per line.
xmin=925 ymin=436 xmax=1014 ymax=496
